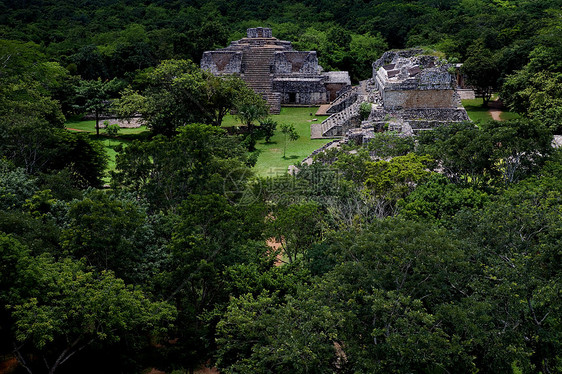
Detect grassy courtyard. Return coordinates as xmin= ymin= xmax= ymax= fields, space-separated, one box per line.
xmin=65 ymin=107 xmax=332 ymax=178
xmin=67 ymin=101 xmax=524 ymax=181
xmin=462 ymin=98 xmax=520 ymax=123
xmin=223 ymin=107 xmax=331 ymax=176
xmin=65 ymin=120 xmax=150 ymax=173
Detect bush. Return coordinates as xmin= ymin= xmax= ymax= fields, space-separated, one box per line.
xmin=359 ymin=102 xmax=372 ymax=121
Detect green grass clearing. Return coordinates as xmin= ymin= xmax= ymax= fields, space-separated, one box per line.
xmin=499 ymin=111 xmax=520 ymax=121
xmin=65 ymin=121 xmax=150 ymax=182
xmin=462 ymin=98 xmax=494 ymax=123
xmin=233 ymin=107 xmax=331 ymax=176
xmin=66 ymin=108 xmax=333 ymax=179
xmin=462 ymin=98 xmax=520 ymax=123
xmin=65 ymin=120 xmax=149 ymax=135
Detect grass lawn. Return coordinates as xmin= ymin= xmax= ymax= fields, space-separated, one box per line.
xmin=499 ymin=111 xmax=520 ymax=121
xmin=65 ymin=107 xmax=333 ymax=179
xmin=65 ymin=120 xmax=150 ymax=179
xmin=462 ymin=98 xmax=520 ymax=123
xmin=65 ymin=120 xmax=149 ymax=135
xmin=231 ymin=107 xmax=331 ymax=176
xmin=462 ymin=98 xmax=494 ymax=123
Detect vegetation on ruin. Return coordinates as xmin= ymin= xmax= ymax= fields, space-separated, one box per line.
xmin=1 ymin=0 xmax=562 ymax=373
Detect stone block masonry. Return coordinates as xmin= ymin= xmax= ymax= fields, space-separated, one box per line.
xmin=201 ymin=28 xmax=351 ymax=114
xmin=313 ymin=49 xmax=470 ymax=139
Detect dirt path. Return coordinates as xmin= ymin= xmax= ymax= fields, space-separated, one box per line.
xmin=488 ymin=99 xmax=504 ymax=121
xmin=266 ymin=238 xmax=285 ymax=266
xmin=488 ymin=108 xmax=502 ymax=121
xmin=66 ymin=127 xmax=89 ymax=132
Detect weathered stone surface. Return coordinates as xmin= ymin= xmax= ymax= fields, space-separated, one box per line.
xmin=200 ymin=51 xmax=242 ymax=75
xmin=315 ymin=49 xmax=470 ymax=139
xmin=201 ymin=28 xmax=351 ymax=113
xmin=247 ymin=27 xmax=272 ymax=38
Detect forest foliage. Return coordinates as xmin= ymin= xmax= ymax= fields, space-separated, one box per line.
xmin=1 ymin=0 xmax=562 ymax=373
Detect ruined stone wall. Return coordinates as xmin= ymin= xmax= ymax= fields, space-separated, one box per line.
xmin=201 ymin=51 xmax=242 ymax=75
xmin=383 ymin=89 xmax=458 ymax=109
xmin=372 ymin=49 xmax=424 ymax=76
xmin=401 ymin=108 xmax=470 ymax=121
xmin=325 ymin=83 xmax=347 ymax=101
xmin=457 ymin=89 xmax=475 ymax=100
xmin=273 ymin=52 xmax=319 ymax=74
xmin=247 ymin=27 xmax=273 ymax=38
xmin=202 ymin=27 xmax=350 ymax=110
xmin=273 ymin=78 xmax=328 ymax=104
xmin=273 ymin=53 xmax=291 ymax=74
xmin=378 ymin=70 xmax=454 ymax=91
xmin=383 ymin=108 xmax=470 ymax=122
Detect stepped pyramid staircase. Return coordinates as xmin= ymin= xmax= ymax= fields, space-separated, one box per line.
xmin=241 ymin=47 xmax=281 ymax=114
xmin=311 ymin=80 xmax=369 ymax=139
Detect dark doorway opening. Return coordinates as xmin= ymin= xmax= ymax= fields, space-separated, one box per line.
xmin=288 ymin=92 xmax=296 ymax=103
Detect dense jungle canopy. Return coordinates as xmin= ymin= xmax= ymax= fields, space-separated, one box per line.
xmin=1 ymin=0 xmax=562 ymax=373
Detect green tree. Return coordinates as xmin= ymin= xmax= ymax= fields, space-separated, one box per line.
xmin=61 ymin=190 xmax=164 ymax=284
xmin=364 ymin=153 xmax=433 ymax=216
xmin=210 ymin=74 xmax=259 ymax=127
xmin=280 ymin=123 xmax=300 ymax=158
xmin=461 ymin=41 xmax=501 ymax=106
xmin=366 ymin=131 xmax=415 ymax=158
xmin=450 ymin=171 xmax=562 ymax=372
xmin=502 ymin=70 xmax=562 ymax=133
xmin=74 ymin=78 xmax=122 ymax=136
xmin=0 ymin=40 xmax=67 ymax=128
xmin=104 ymin=122 xmax=120 ymax=146
xmin=398 ymin=173 xmax=489 ymax=224
xmin=258 ymin=118 xmax=277 ymax=143
xmin=116 ymin=60 xmax=258 ymax=136
xmin=235 ymin=89 xmax=269 ymax=151
xmin=8 ymin=256 xmax=175 ymax=374
xmin=482 ymin=119 xmax=553 ymax=185
xmin=359 ymin=101 xmax=371 ymax=120
xmin=418 ymin=119 xmax=553 ymax=187
xmin=111 ymin=124 xmax=252 ymax=210
xmin=349 ymin=33 xmax=388 ymax=81
xmin=267 ymin=202 xmax=322 ymax=264
xmin=0 ymin=159 xmax=37 ymax=211
xmin=0 ymin=125 xmax=107 ymax=187
xmin=69 ymin=45 xmax=108 ymax=81
xmin=163 ymin=193 xmax=268 ymax=371
xmin=215 ymin=291 xmax=343 ymax=373
xmin=417 ymin=122 xmax=493 ymax=185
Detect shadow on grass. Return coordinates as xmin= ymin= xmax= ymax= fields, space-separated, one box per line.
xmin=282 ymin=155 xmax=300 ymax=160
xmin=116 ymin=131 xmax=152 ymax=141
xmin=86 ymin=131 xmax=152 ymax=143
xmin=463 ymin=105 xmax=493 ymax=123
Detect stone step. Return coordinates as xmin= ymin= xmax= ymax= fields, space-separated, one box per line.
xmin=240 ymin=48 xmax=277 ymax=113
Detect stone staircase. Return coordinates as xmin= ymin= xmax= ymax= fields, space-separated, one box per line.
xmin=311 ymin=80 xmax=373 ymax=138
xmin=326 ymin=86 xmax=358 ymax=114
xmin=311 ymin=100 xmax=361 ymax=138
xmin=241 ymin=47 xmax=281 ymax=114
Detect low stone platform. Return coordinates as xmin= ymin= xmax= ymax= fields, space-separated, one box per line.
xmin=315 ymin=104 xmax=331 ymax=116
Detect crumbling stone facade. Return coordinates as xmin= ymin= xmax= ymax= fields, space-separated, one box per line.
xmin=201 ymin=28 xmax=351 ymax=114
xmin=312 ymin=49 xmax=470 ymax=139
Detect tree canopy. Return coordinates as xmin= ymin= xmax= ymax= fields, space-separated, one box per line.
xmin=1 ymin=0 xmax=562 ymax=372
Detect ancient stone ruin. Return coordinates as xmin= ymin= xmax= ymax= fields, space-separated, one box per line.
xmin=201 ymin=27 xmax=351 ymax=114
xmin=311 ymin=49 xmax=470 ymax=141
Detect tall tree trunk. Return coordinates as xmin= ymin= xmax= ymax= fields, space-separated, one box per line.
xmin=95 ymin=110 xmax=100 ymax=136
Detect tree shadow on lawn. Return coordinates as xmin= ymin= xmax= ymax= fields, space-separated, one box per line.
xmin=115 ymin=131 xmax=152 ymax=141
xmin=282 ymin=155 xmax=299 ymax=160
